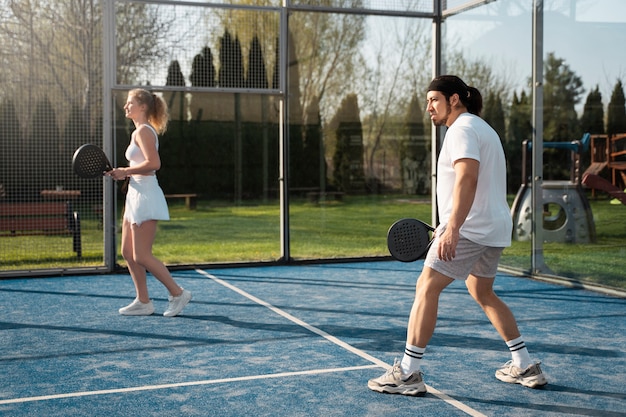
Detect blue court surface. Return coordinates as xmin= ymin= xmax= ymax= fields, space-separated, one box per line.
xmin=0 ymin=261 xmax=625 ymax=417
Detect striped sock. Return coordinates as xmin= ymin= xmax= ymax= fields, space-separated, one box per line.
xmin=506 ymin=336 xmax=532 ymax=369
xmin=400 ymin=344 xmax=425 ymax=374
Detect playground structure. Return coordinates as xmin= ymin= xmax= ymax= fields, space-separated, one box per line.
xmin=581 ymin=133 xmax=626 ymax=205
xmin=511 ymin=133 xmax=596 ymax=243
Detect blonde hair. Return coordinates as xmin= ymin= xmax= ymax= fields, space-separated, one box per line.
xmin=128 ymin=88 xmax=169 ymax=134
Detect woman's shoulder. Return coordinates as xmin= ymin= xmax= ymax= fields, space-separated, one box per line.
xmin=135 ymin=124 xmax=158 ymax=140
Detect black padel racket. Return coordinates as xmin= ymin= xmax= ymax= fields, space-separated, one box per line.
xmin=72 ymin=144 xmax=113 ymax=179
xmin=387 ymin=218 xmax=435 ymax=262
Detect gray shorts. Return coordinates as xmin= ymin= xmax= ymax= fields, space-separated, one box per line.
xmin=424 ymin=235 xmax=504 ymax=280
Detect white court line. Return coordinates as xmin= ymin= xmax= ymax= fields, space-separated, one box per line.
xmin=0 ymin=365 xmax=379 ymax=405
xmin=197 ymin=270 xmax=488 ymax=417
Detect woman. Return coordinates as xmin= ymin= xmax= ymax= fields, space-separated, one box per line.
xmin=107 ymin=88 xmax=191 ymax=317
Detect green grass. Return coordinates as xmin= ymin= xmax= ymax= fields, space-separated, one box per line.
xmin=1 ymin=195 xmax=624 ymax=290
xmin=502 ymin=197 xmax=626 ymax=289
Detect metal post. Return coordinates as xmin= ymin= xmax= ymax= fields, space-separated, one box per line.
xmin=531 ymin=0 xmax=549 ymax=273
xmin=280 ymin=2 xmax=290 ymax=262
xmin=431 ymin=0 xmax=443 ymax=228
xmin=102 ymin=0 xmax=116 ymax=271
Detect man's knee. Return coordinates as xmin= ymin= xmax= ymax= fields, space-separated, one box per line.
xmin=417 ymin=268 xmax=453 ymax=297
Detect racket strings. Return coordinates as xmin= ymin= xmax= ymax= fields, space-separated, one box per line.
xmin=392 ymin=223 xmax=429 ymax=256
xmin=387 ymin=218 xmax=434 ymax=262
xmin=73 ymin=145 xmax=110 ymax=178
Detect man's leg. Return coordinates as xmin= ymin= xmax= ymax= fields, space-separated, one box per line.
xmin=406 ymin=267 xmax=454 ymax=346
xmin=466 ymin=274 xmax=547 ymax=388
xmin=465 ymin=274 xmax=521 ymax=342
xmin=368 ymin=267 xmax=453 ymax=396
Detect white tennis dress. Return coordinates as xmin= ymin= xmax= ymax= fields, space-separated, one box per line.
xmin=123 ymin=125 xmax=169 ymax=226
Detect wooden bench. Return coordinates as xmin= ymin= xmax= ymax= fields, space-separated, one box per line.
xmin=0 ymin=202 xmax=81 ymax=258
xmin=164 ymin=193 xmax=198 ymax=210
xmin=307 ymin=191 xmax=345 ymax=203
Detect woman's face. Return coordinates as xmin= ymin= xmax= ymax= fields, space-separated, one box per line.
xmin=123 ymin=95 xmax=144 ymax=120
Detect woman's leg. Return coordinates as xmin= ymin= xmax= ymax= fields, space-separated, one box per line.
xmin=121 ymin=218 xmax=150 ymax=303
xmin=130 ymin=220 xmax=182 ymax=297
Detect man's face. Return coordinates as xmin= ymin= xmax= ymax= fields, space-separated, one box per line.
xmin=426 ymin=91 xmax=452 ymax=127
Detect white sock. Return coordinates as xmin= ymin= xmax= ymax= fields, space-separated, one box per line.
xmin=506 ymin=336 xmax=532 ymax=369
xmin=400 ymin=343 xmax=425 ymax=374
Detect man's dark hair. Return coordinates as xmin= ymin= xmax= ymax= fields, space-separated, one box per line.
xmin=428 ymin=75 xmax=483 ymax=116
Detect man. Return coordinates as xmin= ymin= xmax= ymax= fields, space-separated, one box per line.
xmin=368 ymin=75 xmax=547 ymax=396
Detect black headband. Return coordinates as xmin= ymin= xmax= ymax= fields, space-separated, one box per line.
xmin=427 ymin=76 xmax=470 ymax=98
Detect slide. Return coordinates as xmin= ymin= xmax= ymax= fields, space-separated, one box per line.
xmin=582 ymin=173 xmax=626 ymax=205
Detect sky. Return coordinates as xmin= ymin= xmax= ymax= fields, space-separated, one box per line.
xmin=449 ymin=0 xmax=626 ymax=110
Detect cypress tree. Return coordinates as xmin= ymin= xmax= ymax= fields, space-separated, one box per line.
xmin=246 ymin=36 xmax=268 ymax=89
xmin=483 ymin=92 xmax=506 ymax=140
xmin=190 ymin=46 xmax=216 ymax=88
xmin=607 ymin=80 xmax=626 ymax=136
xmin=332 ymin=94 xmax=364 ymax=193
xmin=543 ymin=53 xmax=583 ymax=141
xmin=506 ymin=90 xmax=532 ymax=192
xmin=161 ymin=60 xmax=188 ymax=193
xmin=580 ymin=85 xmax=605 ymax=134
xmin=402 ymin=93 xmax=427 ymax=194
xmin=218 ymin=30 xmax=245 ymax=88
xmin=543 ymin=53 xmax=584 ymax=179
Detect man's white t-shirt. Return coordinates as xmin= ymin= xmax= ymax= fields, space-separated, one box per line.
xmin=437 ymin=112 xmax=512 ymax=247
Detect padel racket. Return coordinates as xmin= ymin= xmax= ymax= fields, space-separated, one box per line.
xmin=387 ymin=218 xmax=435 ymax=262
xmin=72 ymin=144 xmax=113 ymax=179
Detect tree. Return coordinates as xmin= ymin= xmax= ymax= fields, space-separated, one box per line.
xmin=358 ymin=17 xmax=424 ymax=193
xmin=401 ymin=93 xmax=428 ymax=194
xmin=580 ymin=85 xmax=604 ymax=134
xmin=331 ymin=94 xmax=364 ymax=192
xmin=607 ymin=80 xmax=626 ymax=136
xmin=290 ymin=9 xmax=366 ymax=125
xmin=246 ymin=36 xmax=269 ymax=89
xmin=543 ymin=52 xmax=584 ymax=142
xmin=0 ymin=0 xmax=171 ymax=138
xmin=218 ymin=30 xmax=244 ymax=88
xmin=446 ymin=49 xmax=514 ymax=106
xmin=190 ymin=46 xmax=216 ymax=88
xmin=506 ymin=90 xmax=532 ymax=192
xmin=483 ymin=92 xmax=506 ymax=140
xmin=542 ymin=53 xmax=584 ymax=179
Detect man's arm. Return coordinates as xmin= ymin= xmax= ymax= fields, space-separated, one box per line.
xmin=437 ymin=158 xmax=479 ymax=261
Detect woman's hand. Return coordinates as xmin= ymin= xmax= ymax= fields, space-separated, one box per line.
xmin=105 ymin=167 xmax=128 ymax=181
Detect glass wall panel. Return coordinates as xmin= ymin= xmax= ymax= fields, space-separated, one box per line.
xmin=540 ymin=0 xmax=626 ymax=289
xmin=444 ymin=0 xmax=626 ymax=290
xmin=287 ymin=12 xmax=434 ymax=260
xmin=442 ymin=0 xmax=533 ymax=274
xmin=112 ymin=91 xmax=281 ymax=265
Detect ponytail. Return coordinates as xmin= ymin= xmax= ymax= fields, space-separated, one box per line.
xmin=465 ymin=86 xmax=483 ymax=116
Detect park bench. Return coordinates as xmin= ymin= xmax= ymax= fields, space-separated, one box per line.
xmin=164 ymin=193 xmax=198 ymax=210
xmin=0 ymin=201 xmax=82 ymax=258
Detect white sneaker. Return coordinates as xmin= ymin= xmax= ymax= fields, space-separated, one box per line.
xmin=163 ymin=289 xmax=192 ymax=317
xmin=119 ymin=298 xmax=154 ymax=316
xmin=367 ymin=359 xmax=427 ymax=396
xmin=495 ymin=360 xmax=548 ymax=388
